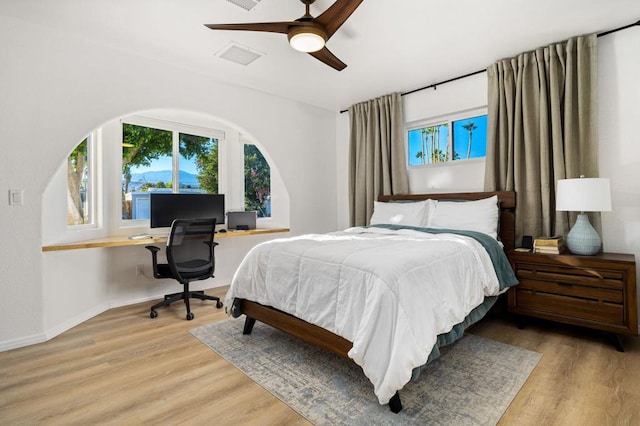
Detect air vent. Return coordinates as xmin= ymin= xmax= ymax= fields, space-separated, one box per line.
xmin=216 ymin=42 xmax=264 ymax=66
xmin=226 ymin=0 xmax=261 ymax=11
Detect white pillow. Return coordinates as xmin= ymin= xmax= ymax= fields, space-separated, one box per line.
xmin=369 ymin=199 xmax=436 ymax=228
xmin=430 ymin=195 xmax=499 ymax=239
xmin=422 ymin=199 xmax=438 ymax=227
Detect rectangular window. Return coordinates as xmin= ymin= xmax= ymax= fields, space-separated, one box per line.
xmin=244 ymin=144 xmax=271 ymax=218
xmin=407 ymin=112 xmax=487 ymax=166
xmin=452 ymin=115 xmax=488 ymax=160
xmin=121 ymin=122 xmax=221 ymax=221
xmin=67 ymin=137 xmax=93 ymax=226
xmin=122 ymin=123 xmax=173 ymax=220
xmin=178 ymin=133 xmax=218 ymax=194
xmin=407 ymin=122 xmax=450 ymax=165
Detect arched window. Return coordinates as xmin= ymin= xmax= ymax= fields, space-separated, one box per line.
xmin=62 ymin=112 xmax=280 ymax=231
xmin=244 ymin=143 xmax=271 ymax=218
xmin=67 ymin=134 xmax=95 ymax=227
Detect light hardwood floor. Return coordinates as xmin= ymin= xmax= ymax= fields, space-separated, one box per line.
xmin=1 ymin=287 xmax=639 ymax=425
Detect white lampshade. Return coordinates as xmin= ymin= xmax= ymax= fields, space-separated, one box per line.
xmin=288 ymin=26 xmax=326 ymax=53
xmin=556 ymin=178 xmax=612 ymax=212
xmin=556 ymin=177 xmax=611 ymax=256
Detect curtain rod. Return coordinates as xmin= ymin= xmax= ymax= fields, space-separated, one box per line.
xmin=339 ymin=18 xmax=640 ymax=114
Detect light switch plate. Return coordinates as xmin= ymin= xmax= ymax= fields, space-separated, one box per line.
xmin=9 ymin=189 xmax=23 ymax=206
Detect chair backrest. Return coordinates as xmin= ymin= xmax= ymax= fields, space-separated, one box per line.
xmin=166 ymin=218 xmax=216 ymax=284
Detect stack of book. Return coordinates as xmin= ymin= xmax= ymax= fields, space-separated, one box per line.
xmin=533 ymin=236 xmax=565 ymax=254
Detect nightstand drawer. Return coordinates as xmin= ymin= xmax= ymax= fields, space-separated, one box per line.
xmin=517 ymin=278 xmax=623 ymax=303
xmin=515 ymin=262 xmax=624 ymax=290
xmin=514 ymin=289 xmax=624 ymax=326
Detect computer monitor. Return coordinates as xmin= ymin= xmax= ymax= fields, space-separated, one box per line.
xmin=150 ymin=193 xmax=225 ymax=228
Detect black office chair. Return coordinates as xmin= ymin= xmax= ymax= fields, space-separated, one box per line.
xmin=145 ymin=218 xmax=223 ymax=320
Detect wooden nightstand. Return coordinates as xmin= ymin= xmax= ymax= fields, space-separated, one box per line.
xmin=508 ymin=251 xmax=638 ymax=351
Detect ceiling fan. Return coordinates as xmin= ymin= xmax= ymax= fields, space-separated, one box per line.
xmin=205 ymin=0 xmax=364 ymax=71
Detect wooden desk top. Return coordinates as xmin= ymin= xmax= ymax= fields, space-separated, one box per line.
xmin=42 ymin=228 xmax=290 ymax=252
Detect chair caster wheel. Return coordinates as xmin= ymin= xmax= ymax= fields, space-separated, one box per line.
xmin=186 ymin=312 xmax=195 ymax=321
xmin=150 ymin=310 xmax=158 ymax=319
xmin=216 ymin=301 xmax=223 ymax=309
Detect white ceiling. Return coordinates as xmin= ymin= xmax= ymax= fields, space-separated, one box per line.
xmin=2 ymin=0 xmax=639 ymax=112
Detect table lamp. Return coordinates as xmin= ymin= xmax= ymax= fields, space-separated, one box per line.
xmin=556 ymin=177 xmax=611 ymax=255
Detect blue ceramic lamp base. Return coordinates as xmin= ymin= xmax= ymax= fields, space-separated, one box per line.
xmin=566 ymin=213 xmax=601 ymax=256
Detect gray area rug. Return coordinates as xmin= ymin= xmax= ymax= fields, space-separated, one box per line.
xmin=190 ymin=318 xmax=541 ymax=425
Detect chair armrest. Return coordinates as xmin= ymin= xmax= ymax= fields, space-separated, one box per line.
xmin=145 ymin=245 xmax=163 ymax=278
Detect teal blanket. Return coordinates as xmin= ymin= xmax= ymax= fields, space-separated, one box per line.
xmin=369 ymin=224 xmax=518 ymax=290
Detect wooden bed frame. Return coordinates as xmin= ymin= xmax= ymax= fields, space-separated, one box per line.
xmin=236 ymin=191 xmax=516 ymax=413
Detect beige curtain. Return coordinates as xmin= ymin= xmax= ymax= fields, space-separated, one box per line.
xmin=348 ymin=92 xmax=409 ymax=226
xmin=484 ymin=34 xmax=598 ymax=243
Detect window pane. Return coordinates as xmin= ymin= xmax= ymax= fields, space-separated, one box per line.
xmin=178 ymin=133 xmax=218 ymax=194
xmin=407 ymin=123 xmax=450 ymax=165
xmin=67 ymin=138 xmax=90 ymax=226
xmin=122 ymin=123 xmax=172 ymax=220
xmin=452 ymin=115 xmax=487 ymax=160
xmin=244 ymin=144 xmax=271 ymax=218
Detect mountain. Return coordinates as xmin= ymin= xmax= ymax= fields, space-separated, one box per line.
xmin=130 ymin=170 xmax=199 ymax=189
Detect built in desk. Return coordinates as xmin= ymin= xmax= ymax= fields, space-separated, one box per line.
xmin=42 ymin=228 xmax=290 ymax=252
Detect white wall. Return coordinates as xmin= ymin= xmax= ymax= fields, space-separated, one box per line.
xmin=598 ymin=28 xmax=640 ymax=320
xmin=0 ymin=14 xmax=337 ymax=350
xmin=336 ymin=73 xmax=488 ymax=230
xmin=403 ymin=73 xmax=488 ymax=194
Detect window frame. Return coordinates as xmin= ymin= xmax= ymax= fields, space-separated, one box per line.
xmin=406 ymin=107 xmax=488 ymax=168
xmin=67 ymin=131 xmax=98 ymax=229
xmin=243 ymin=142 xmax=272 ymax=218
xmin=120 ymin=115 xmax=226 ymax=227
xmin=238 ymin=135 xmax=275 ymax=224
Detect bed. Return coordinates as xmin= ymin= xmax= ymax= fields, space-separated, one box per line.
xmin=224 ymin=191 xmax=517 ymax=413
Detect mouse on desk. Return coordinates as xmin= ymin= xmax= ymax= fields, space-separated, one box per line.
xmin=218 ymin=229 xmax=227 ymax=233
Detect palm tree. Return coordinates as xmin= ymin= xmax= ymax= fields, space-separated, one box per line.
xmin=433 ymin=126 xmax=439 ymax=162
xmin=420 ymin=128 xmax=430 ymax=164
xmin=462 ymin=122 xmax=477 ymax=159
xmin=433 ymin=148 xmax=446 ymax=163
xmin=426 ymin=126 xmax=436 ymax=163
xmin=441 ymin=123 xmax=450 ymax=161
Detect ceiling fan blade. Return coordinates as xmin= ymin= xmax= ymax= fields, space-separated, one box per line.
xmin=314 ymin=0 xmax=364 ymax=38
xmin=205 ymin=22 xmax=300 ymax=34
xmin=309 ymin=46 xmax=347 ymax=71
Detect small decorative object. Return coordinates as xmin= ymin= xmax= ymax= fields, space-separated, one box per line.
xmin=556 ymin=176 xmax=612 ymax=255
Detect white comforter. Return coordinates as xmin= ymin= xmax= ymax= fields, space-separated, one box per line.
xmin=225 ymin=227 xmax=502 ymax=404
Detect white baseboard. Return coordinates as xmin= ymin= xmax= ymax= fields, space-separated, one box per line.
xmin=0 ymin=332 xmax=48 ymax=352
xmin=0 ymin=303 xmax=111 ymax=352
xmin=0 ymin=284 xmax=229 ymax=352
xmin=44 ymin=302 xmax=111 ymax=341
xmin=0 ymin=303 xmax=110 ymax=352
xmin=108 ymin=295 xmax=163 ymax=310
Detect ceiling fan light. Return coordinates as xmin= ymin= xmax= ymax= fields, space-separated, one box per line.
xmin=288 ymin=26 xmax=326 ymax=52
